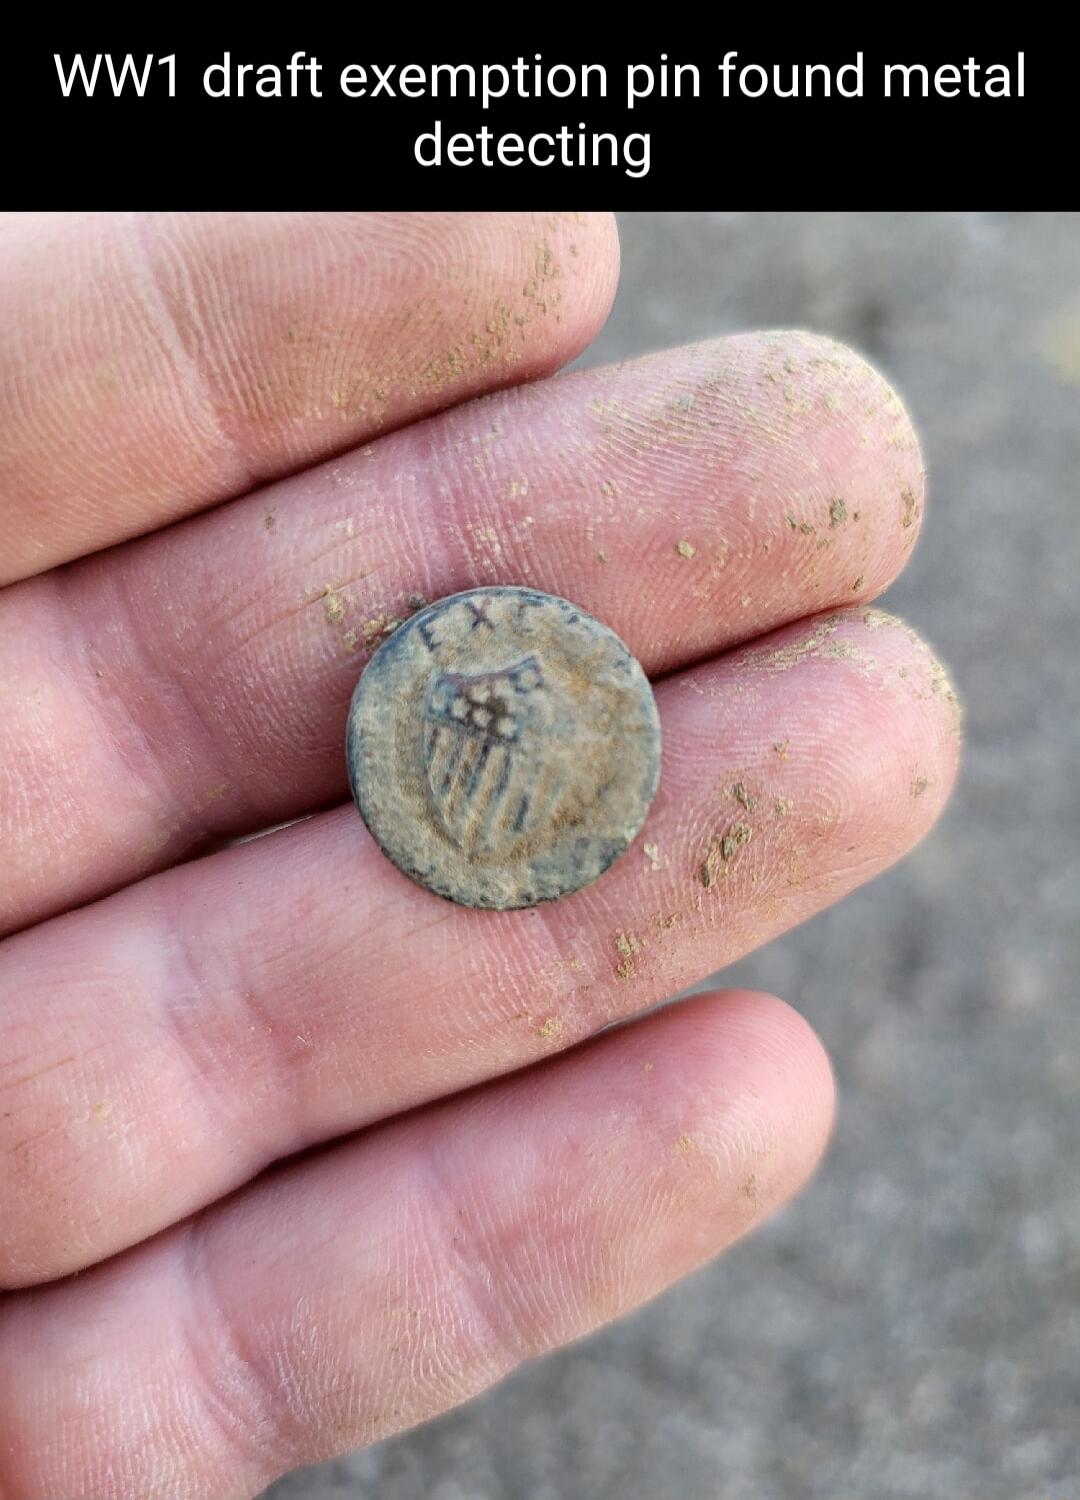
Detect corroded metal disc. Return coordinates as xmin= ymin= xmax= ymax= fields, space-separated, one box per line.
xmin=347 ymin=586 xmax=661 ymax=909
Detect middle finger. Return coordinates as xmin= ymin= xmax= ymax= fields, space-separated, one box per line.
xmin=0 ymin=332 xmax=921 ymax=936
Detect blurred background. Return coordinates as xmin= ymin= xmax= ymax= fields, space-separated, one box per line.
xmin=265 ymin=212 xmax=1080 ymax=1499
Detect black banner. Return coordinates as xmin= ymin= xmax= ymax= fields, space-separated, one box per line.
xmin=8 ymin=26 xmax=1065 ymax=205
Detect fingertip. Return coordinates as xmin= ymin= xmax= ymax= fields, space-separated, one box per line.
xmin=812 ymin=330 xmax=928 ymax=558
xmin=828 ymin=607 xmax=963 ymax=829
xmin=529 ymin=211 xmax=620 ymax=370
xmin=651 ymin=988 xmax=837 ymax=1207
xmin=714 ymin=604 xmax=961 ymax=869
xmin=733 ymin=328 xmax=928 ymax=601
xmin=560 ymin=987 xmax=835 ymax=1254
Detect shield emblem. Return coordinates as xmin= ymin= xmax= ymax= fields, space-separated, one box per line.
xmin=422 ymin=655 xmax=550 ymax=857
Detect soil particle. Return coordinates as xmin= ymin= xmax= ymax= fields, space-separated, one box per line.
xmin=829 ymin=498 xmax=848 ymax=527
xmin=722 ymin=824 xmax=753 ymax=860
xmin=701 ymin=823 xmax=753 ymax=887
xmin=614 ymin=929 xmax=644 ymax=979
xmin=677 ymin=538 xmax=696 ymax=559
xmin=323 ymin=584 xmax=347 ymax=628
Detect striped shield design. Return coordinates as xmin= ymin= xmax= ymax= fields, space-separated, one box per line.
xmin=422 ymin=655 xmax=551 ymax=857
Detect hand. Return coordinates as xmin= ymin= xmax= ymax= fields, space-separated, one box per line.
xmin=0 ymin=212 xmax=958 ymax=1499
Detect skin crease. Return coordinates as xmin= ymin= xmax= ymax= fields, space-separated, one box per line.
xmin=0 ymin=213 xmax=958 ymax=1499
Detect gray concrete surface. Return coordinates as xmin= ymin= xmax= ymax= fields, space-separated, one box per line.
xmin=263 ymin=213 xmax=1080 ymax=1499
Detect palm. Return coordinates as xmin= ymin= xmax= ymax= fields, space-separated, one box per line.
xmin=0 ymin=212 xmax=957 ymax=1499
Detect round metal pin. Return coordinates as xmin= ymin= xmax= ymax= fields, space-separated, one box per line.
xmin=347 ymin=586 xmax=661 ymax=909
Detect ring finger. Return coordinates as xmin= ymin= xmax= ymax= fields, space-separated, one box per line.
xmin=0 ymin=604 xmax=959 ymax=1287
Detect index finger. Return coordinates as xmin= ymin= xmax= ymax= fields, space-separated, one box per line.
xmin=0 ymin=211 xmax=618 ymax=583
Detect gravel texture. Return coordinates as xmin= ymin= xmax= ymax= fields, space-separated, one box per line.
xmin=263 ymin=212 xmax=1080 ymax=1500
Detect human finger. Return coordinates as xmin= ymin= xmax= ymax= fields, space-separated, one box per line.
xmin=0 ymin=332 xmax=924 ymax=935
xmin=0 ymin=210 xmax=618 ymax=584
xmin=0 ymin=607 xmax=958 ymax=1287
xmin=0 ymin=988 xmax=834 ymax=1500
